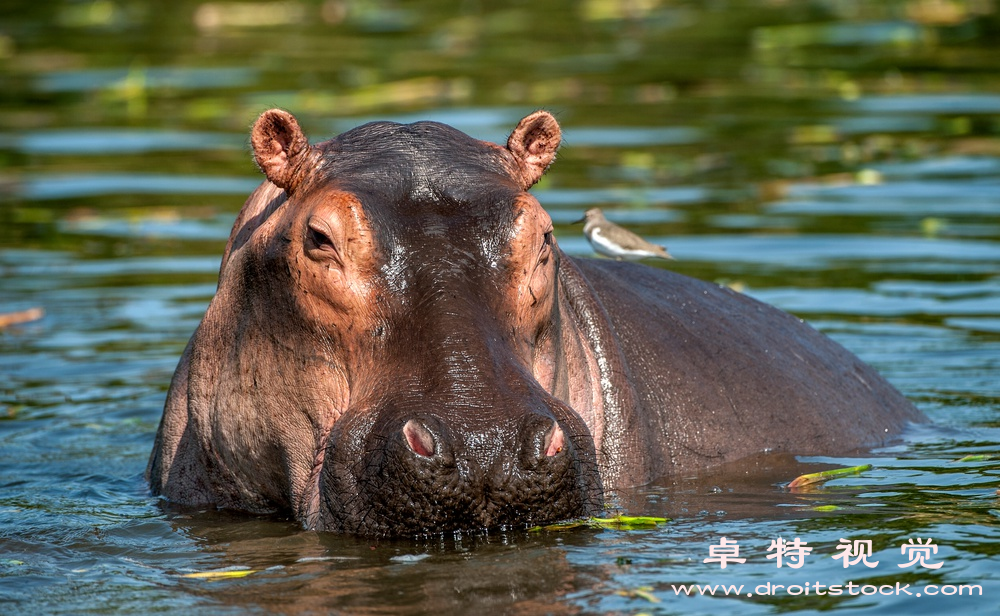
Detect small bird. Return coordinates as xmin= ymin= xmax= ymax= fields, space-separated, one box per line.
xmin=575 ymin=207 xmax=673 ymax=261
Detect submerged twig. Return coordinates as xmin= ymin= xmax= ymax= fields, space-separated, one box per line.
xmin=0 ymin=307 xmax=44 ymax=329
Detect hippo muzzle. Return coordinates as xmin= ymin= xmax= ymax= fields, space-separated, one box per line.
xmin=315 ymin=274 xmax=604 ymax=535
xmin=319 ymin=400 xmax=602 ymax=535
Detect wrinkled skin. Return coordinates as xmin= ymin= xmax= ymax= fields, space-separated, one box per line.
xmin=148 ymin=110 xmax=926 ymax=537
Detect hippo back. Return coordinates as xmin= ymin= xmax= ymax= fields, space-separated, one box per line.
xmin=570 ymin=257 xmax=924 ymax=480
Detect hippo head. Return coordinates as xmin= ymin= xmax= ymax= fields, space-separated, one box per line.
xmin=150 ymin=109 xmax=608 ymax=536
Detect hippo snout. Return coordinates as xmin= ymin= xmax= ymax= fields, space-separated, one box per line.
xmin=402 ymin=415 xmax=565 ymax=463
xmin=318 ymin=409 xmax=602 ymax=536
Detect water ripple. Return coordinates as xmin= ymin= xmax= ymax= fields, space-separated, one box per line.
xmin=17 ymin=174 xmax=261 ymax=200
xmin=34 ymin=67 xmax=258 ymax=93
xmin=2 ymin=130 xmax=243 ymax=155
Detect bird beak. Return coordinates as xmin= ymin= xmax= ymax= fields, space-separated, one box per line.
xmin=572 ymin=214 xmax=586 ymax=224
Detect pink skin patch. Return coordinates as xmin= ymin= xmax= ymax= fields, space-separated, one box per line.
xmin=544 ymin=422 xmax=565 ymax=457
xmin=403 ymin=419 xmax=436 ymax=457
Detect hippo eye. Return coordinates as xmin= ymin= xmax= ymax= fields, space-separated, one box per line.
xmin=538 ymin=230 xmax=553 ymax=263
xmin=307 ymin=220 xmax=337 ymax=254
xmin=305 ymin=219 xmax=345 ymax=270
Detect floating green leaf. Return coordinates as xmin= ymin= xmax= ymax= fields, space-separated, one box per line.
xmin=531 ymin=515 xmax=669 ymax=532
xmin=955 ymin=454 xmax=996 ymax=462
xmin=788 ymin=464 xmax=872 ymax=489
xmin=180 ymin=569 xmax=257 ymax=579
xmin=615 ymin=586 xmax=661 ymax=603
xmin=811 ymin=505 xmax=842 ymax=512
xmin=591 ymin=515 xmax=670 ymax=529
xmin=921 ymin=216 xmax=946 ymax=237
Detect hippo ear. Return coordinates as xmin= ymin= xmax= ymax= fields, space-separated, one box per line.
xmin=507 ymin=110 xmax=562 ymax=189
xmin=250 ymin=109 xmax=317 ymax=193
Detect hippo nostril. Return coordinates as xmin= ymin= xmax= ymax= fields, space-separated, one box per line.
xmin=402 ymin=419 xmax=436 ymax=457
xmin=543 ymin=421 xmax=565 ymax=457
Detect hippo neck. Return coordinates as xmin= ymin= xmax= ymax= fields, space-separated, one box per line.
xmin=553 ymin=254 xmax=654 ymax=491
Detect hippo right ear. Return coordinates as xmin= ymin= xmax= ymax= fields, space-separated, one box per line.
xmin=507 ymin=110 xmax=562 ymax=189
xmin=250 ymin=109 xmax=319 ymax=194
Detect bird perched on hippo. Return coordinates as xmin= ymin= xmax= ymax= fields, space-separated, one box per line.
xmin=147 ymin=109 xmax=925 ymax=537
xmin=577 ymin=207 xmax=673 ymax=261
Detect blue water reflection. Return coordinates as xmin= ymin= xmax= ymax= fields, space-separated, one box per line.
xmin=35 ymin=67 xmax=258 ymax=93
xmin=4 ymin=129 xmax=243 ymax=155
xmin=19 ymin=174 xmax=262 ymax=200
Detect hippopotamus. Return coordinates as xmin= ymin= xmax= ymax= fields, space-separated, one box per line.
xmin=147 ymin=109 xmax=925 ymax=536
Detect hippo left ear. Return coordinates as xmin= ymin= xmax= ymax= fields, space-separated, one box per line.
xmin=507 ymin=110 xmax=562 ymax=189
xmin=250 ymin=109 xmax=319 ymax=194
